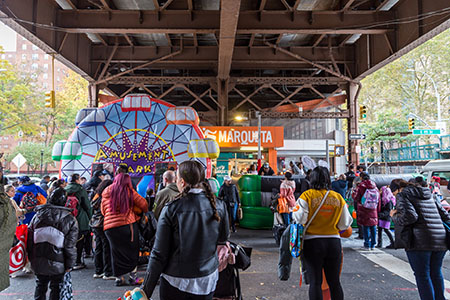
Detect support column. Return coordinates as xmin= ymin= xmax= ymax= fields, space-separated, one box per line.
xmin=348 ymin=82 xmax=360 ymax=165
xmin=268 ymin=148 xmax=277 ymax=174
xmin=217 ymin=79 xmax=229 ymax=125
xmin=88 ymin=83 xmax=99 ymax=107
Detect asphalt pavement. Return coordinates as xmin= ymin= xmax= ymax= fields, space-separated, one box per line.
xmin=1 ymin=228 xmax=450 ymax=300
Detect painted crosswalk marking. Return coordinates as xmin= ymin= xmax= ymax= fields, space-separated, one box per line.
xmin=356 ymin=248 xmax=450 ymax=299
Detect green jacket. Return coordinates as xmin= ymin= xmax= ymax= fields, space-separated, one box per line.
xmin=65 ymin=183 xmax=92 ymax=232
xmin=0 ymin=189 xmax=16 ymax=292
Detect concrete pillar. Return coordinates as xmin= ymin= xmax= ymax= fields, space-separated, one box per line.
xmin=88 ymin=83 xmax=99 ymax=107
xmin=348 ymin=82 xmax=360 ymax=166
xmin=217 ymin=79 xmax=229 ymax=126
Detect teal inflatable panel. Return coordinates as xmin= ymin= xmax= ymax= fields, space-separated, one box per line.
xmin=238 ymin=175 xmax=261 ymax=192
xmin=240 ymin=191 xmax=262 ymax=207
xmin=239 ymin=206 xmax=273 ymax=229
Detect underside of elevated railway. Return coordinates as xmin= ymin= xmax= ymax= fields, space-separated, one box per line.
xmin=1 ymin=0 xmax=450 ymax=164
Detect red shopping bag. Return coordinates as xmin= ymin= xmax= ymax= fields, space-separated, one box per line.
xmin=9 ymin=224 xmax=28 ymax=275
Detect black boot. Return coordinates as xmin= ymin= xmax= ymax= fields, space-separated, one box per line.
xmin=357 ymin=225 xmax=364 ymax=239
xmin=376 ymin=227 xmax=382 ymax=248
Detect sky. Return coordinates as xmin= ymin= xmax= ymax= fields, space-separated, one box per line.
xmin=0 ymin=21 xmax=17 ymax=51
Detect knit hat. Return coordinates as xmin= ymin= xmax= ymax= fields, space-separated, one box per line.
xmin=18 ymin=176 xmax=31 ymax=183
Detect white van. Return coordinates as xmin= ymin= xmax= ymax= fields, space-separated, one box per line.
xmin=421 ymin=159 xmax=450 ymax=200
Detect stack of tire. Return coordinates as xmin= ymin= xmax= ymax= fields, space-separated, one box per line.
xmin=238 ymin=175 xmax=274 ymax=229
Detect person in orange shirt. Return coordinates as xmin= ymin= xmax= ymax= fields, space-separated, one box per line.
xmin=101 ymin=173 xmax=148 ymax=286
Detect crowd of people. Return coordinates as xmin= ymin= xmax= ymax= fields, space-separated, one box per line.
xmin=1 ymin=159 xmax=450 ymax=300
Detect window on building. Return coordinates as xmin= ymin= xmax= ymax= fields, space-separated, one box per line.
xmin=44 ymin=63 xmax=48 ymax=70
xmin=22 ymin=44 xmax=27 ymax=50
xmin=44 ymin=54 xmax=49 ymax=60
xmin=31 ymin=73 xmax=37 ymax=79
xmin=32 ymin=45 xmax=39 ymax=51
xmin=32 ymin=63 xmax=38 ymax=70
xmin=21 ymin=64 xmax=27 ymax=69
xmin=4 ymin=136 xmax=8 ymax=140
xmin=8 ymin=54 xmax=12 ymax=58
xmin=21 ymin=54 xmax=27 ymax=60
xmin=32 ymin=54 xmax=39 ymax=60
xmin=43 ymin=82 xmax=48 ymax=89
xmin=43 ymin=73 xmax=48 ymax=79
xmin=1 ymin=54 xmax=5 ymax=59
xmin=4 ymin=145 xmax=8 ymax=149
xmin=57 ymin=76 xmax=60 ymax=82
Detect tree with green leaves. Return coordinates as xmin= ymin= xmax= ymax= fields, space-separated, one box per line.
xmin=5 ymin=142 xmax=53 ymax=172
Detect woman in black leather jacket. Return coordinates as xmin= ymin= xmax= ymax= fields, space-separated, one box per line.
xmin=140 ymin=161 xmax=229 ymax=300
xmin=390 ymin=178 xmax=450 ymax=300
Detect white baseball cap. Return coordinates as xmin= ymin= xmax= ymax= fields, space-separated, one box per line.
xmin=224 ymin=175 xmax=232 ymax=181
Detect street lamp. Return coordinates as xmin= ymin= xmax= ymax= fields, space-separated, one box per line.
xmin=407 ymin=69 xmax=441 ymax=122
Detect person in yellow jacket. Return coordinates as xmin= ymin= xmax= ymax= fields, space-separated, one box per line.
xmin=292 ymin=166 xmax=353 ymax=300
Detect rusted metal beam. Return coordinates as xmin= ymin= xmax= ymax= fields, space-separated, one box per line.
xmin=312 ymin=34 xmax=326 ymax=47
xmin=259 ymin=0 xmax=267 ymax=11
xmin=265 ymin=42 xmax=355 ymax=82
xmin=272 ymin=85 xmax=306 ymax=109
xmin=57 ymin=32 xmax=69 ymax=53
xmin=123 ymin=34 xmax=134 ymax=46
xmin=233 ymin=87 xmax=263 ymax=111
xmin=293 ymin=0 xmax=302 ymax=10
xmin=160 ymin=0 xmax=175 ymax=11
xmin=91 ymin=45 xmax=353 ymax=62
xmin=97 ymin=43 xmax=118 ymax=81
xmin=258 ymin=110 xmax=350 ymax=119
xmin=97 ymin=49 xmax=182 ymax=84
xmin=99 ymin=0 xmax=111 ymax=9
xmin=232 ymin=84 xmax=268 ymax=112
xmin=217 ymin=0 xmax=241 ymax=80
xmin=280 ymin=0 xmax=293 ymax=11
xmin=95 ymin=34 xmax=108 ymax=46
xmin=341 ymin=0 xmax=356 ymax=11
xmin=106 ymin=76 xmax=345 ymax=85
xmin=56 ymin=10 xmax=395 ymax=35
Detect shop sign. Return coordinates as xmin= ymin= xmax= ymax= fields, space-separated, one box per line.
xmin=201 ymin=126 xmax=284 ymax=148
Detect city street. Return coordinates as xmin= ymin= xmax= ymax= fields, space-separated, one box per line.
xmin=2 ymin=228 xmax=450 ymax=300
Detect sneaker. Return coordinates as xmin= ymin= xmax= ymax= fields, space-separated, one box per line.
xmin=115 ymin=277 xmax=125 ymax=286
xmin=93 ymin=273 xmax=104 ymax=278
xmin=103 ymin=275 xmax=116 ymax=280
xmin=370 ymin=247 xmax=374 ymax=251
xmin=73 ymin=263 xmax=86 ymax=270
xmin=385 ymin=244 xmax=395 ymax=249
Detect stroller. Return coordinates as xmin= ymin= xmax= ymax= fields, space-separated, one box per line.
xmin=214 ymin=241 xmax=252 ymax=300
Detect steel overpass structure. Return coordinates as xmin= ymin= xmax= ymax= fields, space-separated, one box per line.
xmin=1 ymin=0 xmax=450 ymax=164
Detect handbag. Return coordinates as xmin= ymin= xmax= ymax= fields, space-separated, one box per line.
xmin=290 ymin=191 xmax=330 ymax=258
xmin=277 ymin=197 xmax=289 ymax=214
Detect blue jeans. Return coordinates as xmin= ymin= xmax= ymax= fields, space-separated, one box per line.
xmin=363 ymin=225 xmax=376 ymax=248
xmin=406 ymin=250 xmax=447 ymax=300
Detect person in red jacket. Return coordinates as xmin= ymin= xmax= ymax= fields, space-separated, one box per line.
xmin=101 ymin=173 xmax=148 ymax=286
xmin=352 ymin=172 xmax=380 ymax=250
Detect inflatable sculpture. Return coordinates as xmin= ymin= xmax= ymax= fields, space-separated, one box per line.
xmin=52 ymin=94 xmax=219 ymax=192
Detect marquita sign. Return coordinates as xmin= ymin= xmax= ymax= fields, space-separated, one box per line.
xmin=201 ymin=126 xmax=284 ymax=148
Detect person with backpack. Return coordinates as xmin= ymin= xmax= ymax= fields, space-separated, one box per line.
xmin=390 ymin=178 xmax=450 ymax=300
xmin=292 ymin=166 xmax=353 ymax=300
xmin=65 ymin=173 xmax=92 ymax=270
xmin=376 ymin=186 xmax=395 ymax=249
xmin=90 ymin=179 xmax=114 ymax=280
xmin=352 ymin=172 xmax=380 ymax=250
xmin=27 ymin=187 xmax=78 ymax=300
xmin=279 ymin=172 xmax=296 ymax=225
xmin=13 ymin=176 xmax=48 ymax=225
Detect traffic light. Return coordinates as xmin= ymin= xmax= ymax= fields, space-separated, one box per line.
xmin=45 ymin=91 xmax=55 ymax=108
xmin=359 ymin=105 xmax=367 ymax=120
xmin=408 ymin=118 xmax=415 ymax=130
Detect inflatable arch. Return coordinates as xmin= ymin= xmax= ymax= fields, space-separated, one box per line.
xmin=53 ymin=94 xmax=219 ymax=190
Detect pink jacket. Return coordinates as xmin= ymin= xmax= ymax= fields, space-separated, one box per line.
xmin=280 ymin=180 xmax=296 ymax=208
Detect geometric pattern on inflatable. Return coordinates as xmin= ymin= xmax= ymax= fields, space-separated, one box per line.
xmin=55 ymin=94 xmax=211 ymax=180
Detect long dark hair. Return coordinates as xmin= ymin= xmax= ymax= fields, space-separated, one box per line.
xmin=178 ymin=161 xmax=220 ymax=222
xmin=70 ymin=173 xmax=80 ymax=184
xmin=109 ymin=173 xmax=133 ymax=214
xmin=96 ymin=179 xmax=113 ymax=196
xmin=309 ymin=166 xmax=332 ymax=190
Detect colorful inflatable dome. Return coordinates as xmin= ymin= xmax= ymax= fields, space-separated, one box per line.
xmin=54 ymin=94 xmax=217 ymax=182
